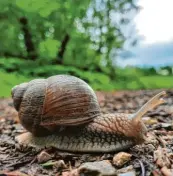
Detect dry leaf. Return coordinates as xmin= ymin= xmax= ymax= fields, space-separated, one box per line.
xmin=161 ymin=166 xmax=173 ymax=176
xmin=0 ymin=171 xmax=29 ymax=176
xmin=37 ymin=151 xmax=52 ymax=163
xmin=113 ymin=152 xmax=132 ymax=167
xmin=154 ymin=147 xmax=171 ymax=168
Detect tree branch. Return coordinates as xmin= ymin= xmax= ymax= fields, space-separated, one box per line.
xmin=19 ymin=17 xmax=37 ymax=60
xmin=57 ymin=34 xmax=70 ymax=64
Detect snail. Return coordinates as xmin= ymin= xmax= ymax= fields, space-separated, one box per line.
xmin=11 ymin=75 xmax=166 ymax=153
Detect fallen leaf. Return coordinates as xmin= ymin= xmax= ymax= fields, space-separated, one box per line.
xmin=161 ymin=166 xmax=173 ymax=176
xmin=113 ymin=152 xmax=132 ymax=167
xmin=53 ymin=160 xmax=67 ymax=170
xmin=144 ymin=133 xmax=159 ymax=146
xmin=143 ymin=117 xmax=158 ymax=125
xmin=0 ymin=171 xmax=29 ymax=176
xmin=37 ymin=151 xmax=52 ymax=163
xmin=40 ymin=160 xmax=58 ymax=167
xmin=154 ymin=147 xmax=171 ymax=168
xmin=61 ymin=169 xmax=78 ymax=176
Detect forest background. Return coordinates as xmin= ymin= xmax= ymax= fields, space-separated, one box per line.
xmin=0 ymin=0 xmax=172 ymax=97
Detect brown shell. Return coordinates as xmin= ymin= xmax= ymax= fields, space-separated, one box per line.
xmin=17 ymin=79 xmax=48 ymax=136
xmin=41 ymin=75 xmax=101 ymax=127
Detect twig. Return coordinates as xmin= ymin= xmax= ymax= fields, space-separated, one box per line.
xmin=69 ymin=161 xmax=72 ymax=171
xmin=16 ymin=151 xmax=31 ymax=162
xmin=2 ymin=151 xmax=31 ymax=162
xmin=6 ymin=158 xmax=33 ymax=169
xmin=29 ymin=156 xmax=37 ymax=165
xmin=137 ymin=159 xmax=145 ymax=176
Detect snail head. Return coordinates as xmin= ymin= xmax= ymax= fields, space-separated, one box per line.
xmin=130 ymin=91 xmax=166 ymax=143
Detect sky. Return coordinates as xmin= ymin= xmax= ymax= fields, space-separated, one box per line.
xmin=117 ymin=0 xmax=173 ymax=67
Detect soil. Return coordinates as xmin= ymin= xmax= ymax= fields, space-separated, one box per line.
xmin=0 ymin=89 xmax=173 ymax=176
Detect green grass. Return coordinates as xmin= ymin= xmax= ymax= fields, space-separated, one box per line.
xmin=0 ymin=71 xmax=173 ymax=98
xmin=140 ymin=75 xmax=173 ymax=89
xmin=0 ymin=71 xmax=31 ymax=97
xmin=125 ymin=75 xmax=173 ymax=90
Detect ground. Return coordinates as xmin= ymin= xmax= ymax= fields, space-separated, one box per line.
xmin=0 ymin=90 xmax=173 ymax=176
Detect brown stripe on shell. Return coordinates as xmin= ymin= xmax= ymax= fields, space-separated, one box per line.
xmin=41 ymin=75 xmax=101 ymax=126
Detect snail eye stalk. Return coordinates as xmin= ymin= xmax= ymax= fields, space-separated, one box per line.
xmin=132 ymin=91 xmax=166 ymax=121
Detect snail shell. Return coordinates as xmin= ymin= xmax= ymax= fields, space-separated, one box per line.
xmin=12 ymin=75 xmax=101 ymax=136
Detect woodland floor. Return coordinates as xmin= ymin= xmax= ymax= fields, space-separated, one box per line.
xmin=0 ymin=90 xmax=173 ymax=176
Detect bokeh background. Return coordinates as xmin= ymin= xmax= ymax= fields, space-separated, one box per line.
xmin=0 ymin=0 xmax=173 ymax=97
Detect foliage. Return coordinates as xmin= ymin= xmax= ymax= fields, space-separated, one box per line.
xmin=139 ymin=76 xmax=173 ymax=89
xmin=39 ymin=39 xmax=60 ymax=59
xmin=1 ymin=0 xmax=170 ymax=97
xmin=1 ymin=58 xmax=173 ymax=95
xmin=0 ymin=0 xmax=139 ymax=77
xmin=0 ymin=58 xmax=115 ymax=98
xmin=0 ymin=71 xmax=31 ymax=97
xmin=1 ymin=68 xmax=173 ymax=97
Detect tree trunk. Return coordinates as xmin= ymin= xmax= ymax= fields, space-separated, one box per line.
xmin=57 ymin=34 xmax=70 ymax=64
xmin=19 ymin=17 xmax=37 ymax=60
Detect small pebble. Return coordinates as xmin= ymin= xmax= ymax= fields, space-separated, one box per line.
xmin=79 ymin=160 xmax=116 ymax=176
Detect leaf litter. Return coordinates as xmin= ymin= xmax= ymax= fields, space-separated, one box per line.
xmin=0 ymin=90 xmax=173 ymax=175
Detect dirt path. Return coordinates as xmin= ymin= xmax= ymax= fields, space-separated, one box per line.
xmin=0 ymin=89 xmax=173 ymax=175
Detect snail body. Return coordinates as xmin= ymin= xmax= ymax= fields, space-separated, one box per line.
xmin=12 ymin=75 xmax=166 ymax=153
xmin=17 ymin=114 xmax=136 ymax=152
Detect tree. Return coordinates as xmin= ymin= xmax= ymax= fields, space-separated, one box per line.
xmin=0 ymin=0 xmax=139 ymax=78
xmin=79 ymin=0 xmax=139 ymax=75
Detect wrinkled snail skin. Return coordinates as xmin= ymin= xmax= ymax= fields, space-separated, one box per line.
xmin=12 ymin=75 xmax=166 ymax=153
xmin=16 ymin=113 xmax=143 ymax=152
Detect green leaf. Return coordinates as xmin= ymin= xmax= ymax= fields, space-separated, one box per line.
xmin=39 ymin=39 xmax=60 ymax=58
xmin=16 ymin=0 xmax=59 ymax=17
xmin=40 ymin=160 xmax=57 ymax=168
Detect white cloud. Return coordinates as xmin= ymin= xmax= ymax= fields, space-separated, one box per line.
xmin=117 ymin=41 xmax=173 ymax=67
xmin=117 ymin=56 xmax=173 ymax=67
xmin=135 ymin=0 xmax=173 ymax=44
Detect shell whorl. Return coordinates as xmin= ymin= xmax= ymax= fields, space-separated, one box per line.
xmin=17 ymin=79 xmax=48 ymax=136
xmin=11 ymin=82 xmax=29 ymax=111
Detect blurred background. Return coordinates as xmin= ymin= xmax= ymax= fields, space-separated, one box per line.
xmin=0 ymin=0 xmax=173 ymax=97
